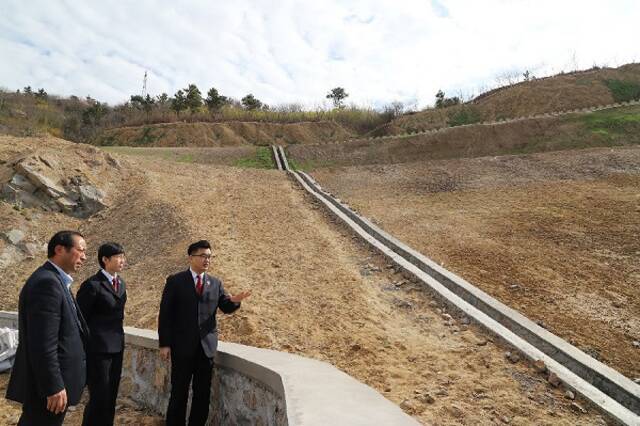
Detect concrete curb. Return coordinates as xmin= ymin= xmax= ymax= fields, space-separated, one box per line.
xmin=283 ymin=167 xmax=640 ymax=425
xmin=277 ymin=146 xmax=290 ymax=171
xmin=0 ymin=312 xmax=419 ymax=426
xmin=272 ymin=145 xmax=283 ymax=171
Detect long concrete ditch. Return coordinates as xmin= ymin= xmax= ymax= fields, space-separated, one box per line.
xmin=272 ymin=146 xmax=640 ymax=425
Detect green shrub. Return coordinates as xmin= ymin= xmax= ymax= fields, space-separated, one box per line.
xmin=234 ymin=147 xmax=275 ymax=169
xmin=580 ymin=107 xmax=640 ymax=134
xmin=604 ymin=79 xmax=640 ymax=102
xmin=134 ymin=127 xmax=161 ymax=145
xmin=447 ymin=106 xmax=482 ymax=127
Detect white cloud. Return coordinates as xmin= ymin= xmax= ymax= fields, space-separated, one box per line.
xmin=1 ymin=0 xmax=638 ymax=108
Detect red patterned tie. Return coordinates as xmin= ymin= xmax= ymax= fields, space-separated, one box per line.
xmin=196 ymin=275 xmax=203 ymax=296
xmin=112 ymin=277 xmax=119 ymax=293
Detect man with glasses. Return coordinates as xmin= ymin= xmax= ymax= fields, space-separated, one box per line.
xmin=6 ymin=230 xmax=88 ymax=425
xmin=158 ymin=240 xmax=250 ymax=426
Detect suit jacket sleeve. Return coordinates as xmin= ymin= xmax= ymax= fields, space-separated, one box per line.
xmin=217 ymin=280 xmax=240 ymax=314
xmin=158 ymin=277 xmax=174 ymax=347
xmin=27 ymin=279 xmax=65 ymax=397
xmin=76 ymin=279 xmax=98 ymax=323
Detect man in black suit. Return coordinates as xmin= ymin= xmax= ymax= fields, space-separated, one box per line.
xmin=6 ymin=230 xmax=89 ymax=426
xmin=158 ymin=240 xmax=250 ymax=426
xmin=77 ymin=242 xmax=127 ymax=426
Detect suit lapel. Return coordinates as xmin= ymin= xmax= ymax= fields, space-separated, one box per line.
xmin=118 ymin=278 xmax=126 ymax=298
xmin=184 ymin=269 xmax=200 ymax=299
xmin=43 ymin=262 xmax=86 ymax=336
xmin=97 ymin=271 xmax=124 ymax=299
xmin=201 ymin=274 xmax=214 ymax=299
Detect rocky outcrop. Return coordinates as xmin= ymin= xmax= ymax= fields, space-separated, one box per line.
xmin=1 ymin=154 xmax=106 ymax=218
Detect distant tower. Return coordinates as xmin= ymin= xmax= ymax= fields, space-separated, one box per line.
xmin=142 ymin=71 xmax=148 ymax=97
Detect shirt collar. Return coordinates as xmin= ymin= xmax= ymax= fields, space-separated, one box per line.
xmin=101 ymin=269 xmax=117 ymax=283
xmin=189 ymin=268 xmax=204 ymax=283
xmin=47 ymin=260 xmax=74 ymax=289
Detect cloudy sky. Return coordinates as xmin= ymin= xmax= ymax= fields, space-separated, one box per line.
xmin=1 ymin=0 xmax=638 ymax=109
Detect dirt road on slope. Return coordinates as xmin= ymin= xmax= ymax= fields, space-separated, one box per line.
xmin=311 ymin=146 xmax=640 ymax=384
xmin=0 ymin=139 xmax=608 ymax=424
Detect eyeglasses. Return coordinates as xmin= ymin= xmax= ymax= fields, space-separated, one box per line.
xmin=190 ymin=254 xmax=212 ymax=260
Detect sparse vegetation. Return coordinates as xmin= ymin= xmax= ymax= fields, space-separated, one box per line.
xmin=205 ymin=87 xmax=228 ymax=112
xmin=447 ymin=106 xmax=482 ymax=127
xmin=234 ymin=146 xmax=275 ymax=168
xmin=604 ymin=79 xmax=640 ymax=102
xmin=326 ymin=87 xmax=349 ymax=108
xmin=134 ymin=126 xmax=161 ymax=145
xmin=3 ymin=63 xmax=640 ymax=147
xmin=435 ymin=90 xmax=460 ymax=109
xmin=579 ymin=107 xmax=640 ymax=136
xmin=241 ymin=94 xmax=263 ymax=110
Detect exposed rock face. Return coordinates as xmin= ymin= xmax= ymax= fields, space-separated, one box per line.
xmin=1 ymin=154 xmax=106 ymax=218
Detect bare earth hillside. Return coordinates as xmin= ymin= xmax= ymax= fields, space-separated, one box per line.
xmin=97 ymin=120 xmax=354 ymax=147
xmin=288 ymin=105 xmax=640 ymax=169
xmin=311 ymin=146 xmax=640 ymax=381
xmin=385 ymin=63 xmax=640 ymax=134
xmin=0 ymin=136 xmax=607 ymax=425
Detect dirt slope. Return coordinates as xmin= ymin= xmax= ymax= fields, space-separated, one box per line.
xmin=311 ymin=146 xmax=640 ymax=381
xmin=384 ymin=63 xmax=640 ymax=134
xmin=97 ymin=120 xmax=354 ymax=147
xmin=0 ymin=136 xmax=607 ymax=425
xmin=288 ymin=105 xmax=640 ymax=169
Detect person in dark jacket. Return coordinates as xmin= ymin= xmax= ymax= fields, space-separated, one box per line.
xmin=158 ymin=240 xmax=250 ymax=426
xmin=6 ymin=230 xmax=89 ymax=426
xmin=77 ymin=242 xmax=127 ymax=426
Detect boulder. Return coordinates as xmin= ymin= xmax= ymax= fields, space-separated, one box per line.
xmin=9 ymin=173 xmax=37 ymax=192
xmin=4 ymin=229 xmax=25 ymax=245
xmin=1 ymin=155 xmax=107 ymax=218
xmin=15 ymin=160 xmax=66 ymax=196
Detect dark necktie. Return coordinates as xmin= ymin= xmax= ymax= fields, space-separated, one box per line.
xmin=196 ymin=275 xmax=203 ymax=296
xmin=112 ymin=277 xmax=119 ymax=293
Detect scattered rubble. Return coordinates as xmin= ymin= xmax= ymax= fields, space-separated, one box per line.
xmin=547 ymin=372 xmax=561 ymax=387
xmin=505 ymin=351 xmax=521 ymax=364
xmin=533 ymin=360 xmax=547 ymax=373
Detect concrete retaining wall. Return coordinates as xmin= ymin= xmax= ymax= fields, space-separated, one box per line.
xmin=0 ymin=311 xmax=418 ymax=426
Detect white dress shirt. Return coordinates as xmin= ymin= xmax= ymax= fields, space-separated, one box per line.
xmin=48 ymin=260 xmax=73 ymax=290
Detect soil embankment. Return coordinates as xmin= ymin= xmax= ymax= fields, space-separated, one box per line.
xmin=384 ymin=63 xmax=640 ymax=134
xmin=288 ymin=106 xmax=640 ymax=169
xmin=97 ymin=120 xmax=354 ymax=147
xmin=0 ymin=136 xmax=607 ymax=424
xmin=311 ymin=146 xmax=640 ymax=381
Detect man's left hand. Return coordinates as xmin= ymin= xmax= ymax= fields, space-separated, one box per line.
xmin=230 ymin=291 xmax=251 ymax=303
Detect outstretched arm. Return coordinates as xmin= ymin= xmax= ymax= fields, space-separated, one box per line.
xmin=217 ymin=280 xmax=250 ymax=313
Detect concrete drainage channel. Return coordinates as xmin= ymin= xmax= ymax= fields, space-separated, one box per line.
xmin=271 ymin=145 xmax=640 ymax=425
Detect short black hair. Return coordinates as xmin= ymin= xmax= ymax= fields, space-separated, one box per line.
xmin=188 ymin=240 xmax=211 ymax=255
xmin=98 ymin=242 xmax=125 ymax=269
xmin=47 ymin=231 xmax=84 ymax=258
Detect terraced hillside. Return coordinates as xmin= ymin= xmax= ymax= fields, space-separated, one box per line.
xmin=0 ymin=136 xmax=606 ymax=425
xmin=97 ymin=120 xmax=355 ymax=147
xmin=380 ymin=63 xmax=640 ymax=135
xmin=288 ymin=105 xmax=640 ymax=169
